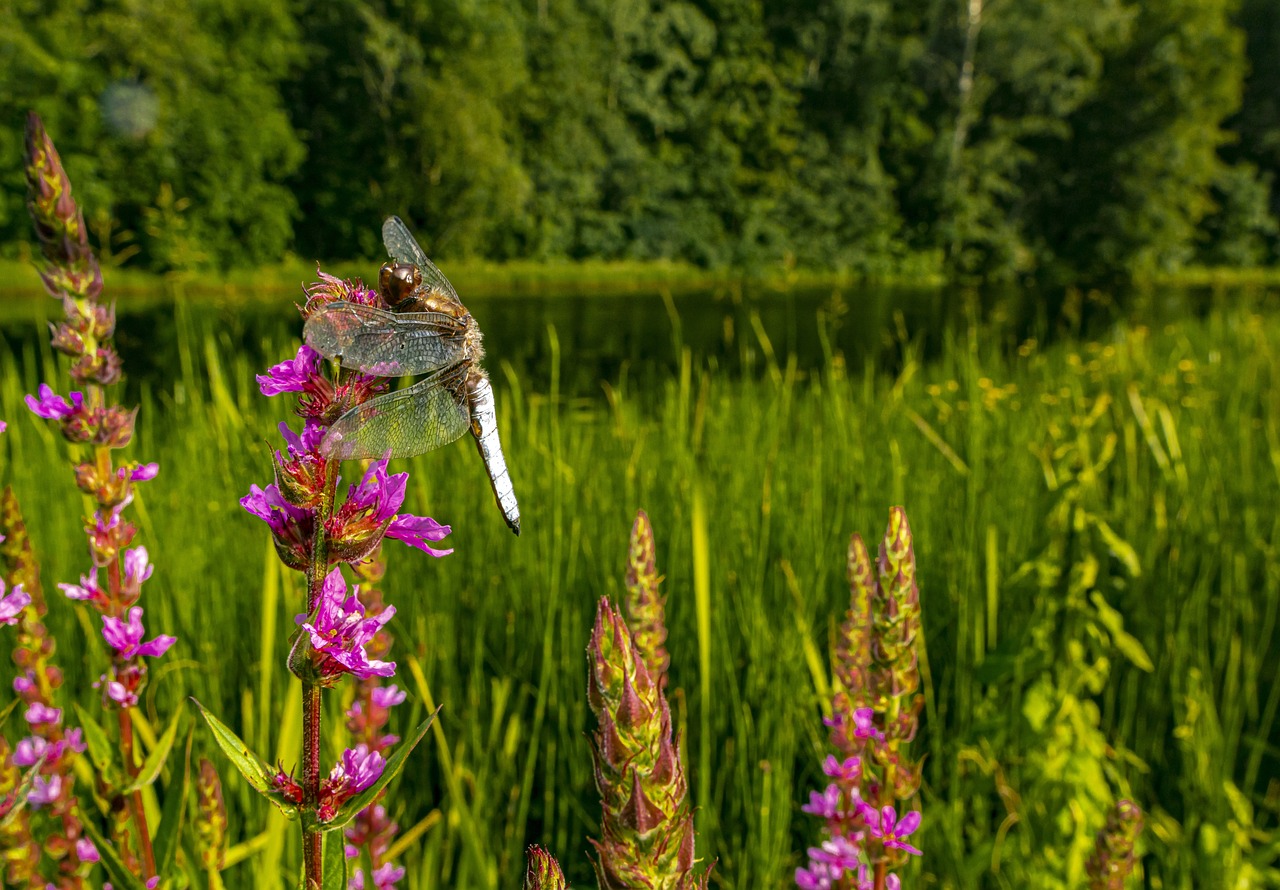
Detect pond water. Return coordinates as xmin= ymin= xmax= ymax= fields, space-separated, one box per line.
xmin=0 ymin=280 xmax=1263 ymax=400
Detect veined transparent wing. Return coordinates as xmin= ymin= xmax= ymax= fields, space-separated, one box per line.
xmin=382 ymin=216 xmax=461 ymax=305
xmin=304 ymin=301 xmax=467 ymax=377
xmin=320 ymin=363 xmax=471 ymax=460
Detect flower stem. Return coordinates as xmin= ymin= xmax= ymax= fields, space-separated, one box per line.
xmin=302 ymin=457 xmax=340 ymax=888
xmin=119 ymin=708 xmax=157 ymax=878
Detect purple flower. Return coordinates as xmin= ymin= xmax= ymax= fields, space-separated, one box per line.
xmin=101 ymin=607 xmax=177 ymax=660
xmin=13 ymin=672 xmax=35 ymax=693
xmin=329 ymin=744 xmax=386 ymax=795
xmin=852 ymin=707 xmax=881 ymax=740
xmin=801 ymin=784 xmax=842 ymax=819
xmin=0 ymin=420 xmax=6 ymax=434
xmin=106 ymin=680 xmax=137 ymax=708
xmin=344 ymin=459 xmax=406 ymax=525
xmin=242 ymin=483 xmax=312 ymax=531
xmin=25 ymin=702 xmax=61 ymax=726
xmin=75 ymin=837 xmax=100 ymax=863
xmin=823 ymin=754 xmax=862 ymax=782
xmin=0 ymin=581 xmax=30 ymax=625
xmin=24 ymin=383 xmax=82 ymax=420
xmin=130 ymin=462 xmax=159 ymax=482
xmin=28 ymin=774 xmax=63 ymax=808
xmin=58 ymin=572 xmax=107 ymax=606
xmin=296 ymin=568 xmax=396 ymax=680
xmin=280 ymin=420 xmax=325 ymax=457
xmin=385 ymin=514 xmax=453 ymax=557
xmin=258 ymin=344 xmax=323 ymax=396
xmin=794 ymin=864 xmax=834 ymax=890
xmin=808 ymin=835 xmax=862 ymax=872
xmin=122 ymin=546 xmax=154 ymax=590
xmin=371 ymin=863 xmax=406 ymax=890
xmin=371 ymin=685 xmax=406 ymax=709
xmin=862 ymin=805 xmax=923 ymax=856
xmin=12 ymin=736 xmax=49 ymax=767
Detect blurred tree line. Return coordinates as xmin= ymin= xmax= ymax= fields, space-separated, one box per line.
xmin=2 ymin=0 xmax=1279 ymax=282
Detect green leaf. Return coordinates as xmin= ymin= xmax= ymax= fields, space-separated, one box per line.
xmin=80 ymin=816 xmax=150 ymax=890
xmin=0 ymin=697 xmax=19 ymax=732
xmin=154 ymin=715 xmax=195 ymax=873
xmin=321 ymin=707 xmax=439 ymax=831
xmin=322 ymin=829 xmax=349 ymax=890
xmin=123 ymin=703 xmax=185 ymax=794
xmin=192 ymin=698 xmax=299 ymax=818
xmin=1090 ymin=592 xmax=1155 ymax=672
xmin=74 ymin=704 xmax=118 ymax=780
xmin=0 ymin=753 xmax=45 ymax=829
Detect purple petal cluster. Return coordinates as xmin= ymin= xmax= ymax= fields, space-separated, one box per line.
xmin=0 ymin=580 xmax=30 ymax=625
xmin=295 ymin=568 xmax=396 ymax=682
xmin=102 ymin=607 xmax=177 ymax=660
xmin=258 ymin=345 xmax=324 ymax=396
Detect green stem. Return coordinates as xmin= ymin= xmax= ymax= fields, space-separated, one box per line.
xmin=302 ymin=457 xmax=340 ymax=889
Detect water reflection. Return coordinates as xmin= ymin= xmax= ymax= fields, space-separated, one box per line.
xmin=0 ymin=281 xmax=1264 ymax=401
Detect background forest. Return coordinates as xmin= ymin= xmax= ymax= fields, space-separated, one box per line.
xmin=2 ymin=0 xmax=1280 ymax=281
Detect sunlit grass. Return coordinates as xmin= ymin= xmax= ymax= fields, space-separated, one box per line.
xmin=1 ymin=290 xmax=1277 ymax=888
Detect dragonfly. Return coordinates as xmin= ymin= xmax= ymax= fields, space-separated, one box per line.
xmin=303 ymin=216 xmax=520 ymax=535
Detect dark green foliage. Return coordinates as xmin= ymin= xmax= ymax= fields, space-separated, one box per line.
xmin=0 ymin=0 xmax=303 ymax=270
xmin=1 ymin=0 xmax=1278 ymax=278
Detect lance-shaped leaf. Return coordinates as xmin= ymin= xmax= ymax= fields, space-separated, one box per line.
xmin=193 ymin=698 xmax=299 ymax=817
xmin=154 ymin=718 xmax=196 ymax=873
xmin=0 ymin=752 xmax=46 ymax=828
xmin=81 ymin=816 xmax=150 ymax=890
xmin=320 ymin=707 xmax=440 ymax=831
xmin=74 ymin=703 xmax=119 ymax=782
xmin=0 ymin=697 xmax=19 ymax=732
xmin=322 ymin=829 xmax=349 ymax=890
xmin=123 ymin=703 xmax=185 ymax=794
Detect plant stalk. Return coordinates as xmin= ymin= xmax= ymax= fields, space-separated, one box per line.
xmin=302 ymin=457 xmax=340 ymax=888
xmin=119 ymin=709 xmax=157 ymax=878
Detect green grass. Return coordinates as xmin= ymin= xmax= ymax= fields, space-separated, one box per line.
xmin=2 ymin=289 xmax=1279 ymax=888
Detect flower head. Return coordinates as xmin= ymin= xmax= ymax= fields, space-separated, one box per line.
xmin=258 ymin=344 xmax=324 ymax=397
xmin=294 ymin=568 xmax=396 ymax=682
xmin=102 ymin=607 xmax=177 ymax=660
xmin=860 ymin=805 xmax=922 ymax=856
xmin=0 ymin=581 xmax=30 ymax=625
xmin=28 ymin=774 xmax=63 ymax=808
xmin=24 ymin=383 xmax=82 ymax=420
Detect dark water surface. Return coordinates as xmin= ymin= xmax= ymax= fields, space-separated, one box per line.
xmin=0 ymin=280 xmax=1267 ymax=399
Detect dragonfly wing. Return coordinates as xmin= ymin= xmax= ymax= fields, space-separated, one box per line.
xmin=382 ymin=216 xmax=462 ymax=306
xmin=304 ymin=301 xmax=467 ymax=376
xmin=320 ymin=364 xmax=471 ymax=460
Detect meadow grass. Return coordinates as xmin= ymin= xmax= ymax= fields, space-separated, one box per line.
xmin=1 ymin=289 xmax=1277 ymax=888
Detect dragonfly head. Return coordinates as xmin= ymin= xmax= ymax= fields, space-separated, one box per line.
xmin=379 ymin=262 xmax=422 ymax=310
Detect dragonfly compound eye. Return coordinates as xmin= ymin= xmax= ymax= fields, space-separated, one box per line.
xmin=380 ymin=262 xmax=421 ymax=308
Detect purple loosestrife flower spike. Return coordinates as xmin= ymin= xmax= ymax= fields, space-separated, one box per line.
xmin=800 ymin=508 xmax=928 ymax=890
xmin=623 ymin=509 xmax=671 ymax=687
xmin=588 ymin=596 xmax=707 ymax=890
xmin=524 ymin=846 xmax=568 ymax=890
xmin=1086 ymin=799 xmax=1143 ymax=889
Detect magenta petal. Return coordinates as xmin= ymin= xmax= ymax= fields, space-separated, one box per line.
xmin=385 ymin=514 xmax=452 ymax=556
xmin=130 ymin=462 xmax=160 ymax=481
xmin=135 ymin=635 xmax=177 ymax=658
xmin=897 ymin=809 xmax=922 ymax=835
